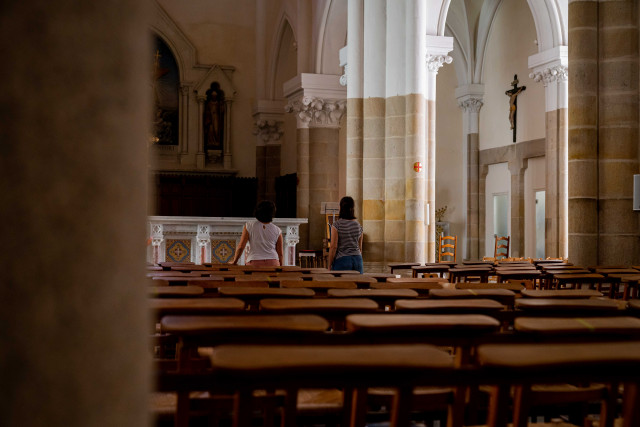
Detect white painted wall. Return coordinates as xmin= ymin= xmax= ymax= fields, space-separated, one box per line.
xmin=524 ymin=156 xmax=546 ymax=257
xmin=479 ymin=0 xmax=544 ymax=150
xmin=435 ymin=63 xmax=464 ymax=254
xmin=485 ymin=162 xmax=510 ymax=257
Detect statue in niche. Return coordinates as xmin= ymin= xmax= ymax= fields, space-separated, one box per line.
xmin=204 ymin=83 xmax=225 ymax=151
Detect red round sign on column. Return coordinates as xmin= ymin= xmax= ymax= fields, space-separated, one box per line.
xmin=413 ymin=162 xmax=422 ymax=173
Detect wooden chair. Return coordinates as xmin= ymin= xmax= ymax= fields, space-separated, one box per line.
xmin=438 ymin=235 xmax=457 ymax=263
xmin=494 ymin=235 xmax=510 ymax=260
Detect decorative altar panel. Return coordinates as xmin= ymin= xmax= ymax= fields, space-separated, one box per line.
xmin=147 ymin=216 xmax=307 ymax=266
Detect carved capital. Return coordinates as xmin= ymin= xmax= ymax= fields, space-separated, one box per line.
xmin=458 ymin=97 xmax=484 ymax=113
xmin=529 ymin=65 xmax=568 ymax=86
xmin=253 ymin=120 xmax=283 ymax=143
xmin=426 ymin=54 xmax=452 ymax=74
xmin=339 ymin=64 xmax=348 ymax=87
xmin=285 ymin=96 xmax=346 ymax=128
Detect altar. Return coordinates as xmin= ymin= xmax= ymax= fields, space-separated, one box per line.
xmin=148 ymin=216 xmax=308 ymax=266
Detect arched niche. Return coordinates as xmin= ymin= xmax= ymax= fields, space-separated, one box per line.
xmin=194 ymin=65 xmax=237 ymax=169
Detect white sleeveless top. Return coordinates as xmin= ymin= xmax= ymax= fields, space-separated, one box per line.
xmin=245 ymin=220 xmax=281 ymax=262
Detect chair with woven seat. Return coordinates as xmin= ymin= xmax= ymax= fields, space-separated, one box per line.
xmin=494 ymin=235 xmax=510 ymax=260
xmin=438 ymin=235 xmax=457 ymax=263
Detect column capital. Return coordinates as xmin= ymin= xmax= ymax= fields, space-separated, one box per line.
xmin=253 ymin=119 xmax=284 ymax=144
xmin=425 ymin=35 xmax=454 ymax=74
xmin=529 ymin=65 xmax=568 ymax=85
xmin=528 ymin=46 xmax=568 ymax=85
xmin=425 ymin=54 xmax=453 ymax=74
xmin=458 ymin=97 xmax=484 ymax=113
xmin=285 ymin=96 xmax=346 ymax=129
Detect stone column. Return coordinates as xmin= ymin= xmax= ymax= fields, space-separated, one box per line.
xmin=253 ymin=101 xmax=284 ymax=202
xmin=362 ymin=0 xmax=386 ymax=265
xmin=509 ymin=160 xmax=527 ymax=257
xmin=425 ymin=36 xmax=453 ymax=262
xmin=381 ymin=0 xmax=406 ymax=265
xmin=223 ymin=100 xmax=233 ymax=169
xmin=346 ymin=0 xmax=364 ymax=219
xmin=568 ymin=0 xmax=639 ymax=265
xmin=284 ymin=78 xmax=346 ymax=250
xmin=479 ymin=165 xmax=490 ymax=256
xmin=529 ymin=47 xmax=569 ymax=259
xmin=179 ymin=84 xmax=190 ymax=162
xmin=0 ymin=1 xmax=150 ymax=426
xmin=596 ymin=1 xmax=639 ymax=264
xmin=196 ymin=95 xmax=206 ymax=168
xmin=457 ymin=87 xmax=484 ymax=260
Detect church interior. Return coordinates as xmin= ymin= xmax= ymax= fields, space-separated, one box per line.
xmin=4 ymin=0 xmax=640 ymax=426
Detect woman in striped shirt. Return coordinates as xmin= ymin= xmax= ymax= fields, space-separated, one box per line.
xmin=328 ymin=196 xmax=364 ymax=273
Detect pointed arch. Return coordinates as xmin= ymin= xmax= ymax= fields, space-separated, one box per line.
xmin=526 ymin=0 xmax=567 ymax=52
xmin=267 ymin=12 xmax=298 ymax=100
xmin=150 ymin=1 xmax=197 ymax=83
xmin=474 ymin=0 xmax=503 ymax=84
xmin=315 ymin=0 xmax=347 ymax=75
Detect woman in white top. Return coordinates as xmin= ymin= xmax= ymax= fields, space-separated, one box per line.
xmin=230 ymin=200 xmax=283 ymax=266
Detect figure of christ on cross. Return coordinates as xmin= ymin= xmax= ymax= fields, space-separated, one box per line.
xmin=505 ymin=74 xmax=526 ymax=143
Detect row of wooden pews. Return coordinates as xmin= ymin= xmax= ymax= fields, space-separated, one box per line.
xmin=391 ymin=258 xmax=640 ymax=300
xmin=149 ymin=261 xmax=640 ymax=427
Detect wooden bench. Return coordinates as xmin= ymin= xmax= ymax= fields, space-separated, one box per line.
xmin=476 ymin=341 xmax=640 ymax=427
xmin=551 ymin=273 xmax=604 ymax=291
xmin=620 ymin=275 xmax=640 ymax=300
xmin=204 ymin=344 xmax=457 ymax=427
xmin=149 ymin=285 xmax=205 ymax=298
xmin=514 ymin=316 xmax=640 ymax=337
xmin=520 ymin=289 xmax=603 ymax=299
xmin=259 ymin=298 xmax=380 ymax=330
xmin=429 ymin=289 xmax=516 ymax=307
xmin=515 ymin=298 xmax=623 ymax=317
xmin=371 ymin=278 xmax=446 ymax=295
xmin=280 ymin=279 xmax=358 ymax=296
xmin=218 ymin=287 xmax=315 ymax=310
xmin=455 ymin=282 xmax=525 ymax=292
xmin=411 ymin=264 xmax=450 ymax=278
xmin=327 ymin=288 xmax=419 ymax=310
xmin=448 ymin=266 xmax=493 ymax=283
xmin=151 ymin=297 xmax=245 ymax=320
xmin=394 ymin=299 xmax=505 ymax=317
xmin=387 ymin=262 xmax=421 ymax=275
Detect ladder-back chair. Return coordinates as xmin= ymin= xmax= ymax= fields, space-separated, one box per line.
xmin=438 ymin=235 xmax=457 ymax=263
xmin=494 ymin=235 xmax=510 ymax=260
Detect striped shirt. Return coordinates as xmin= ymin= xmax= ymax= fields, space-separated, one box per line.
xmin=332 ymin=218 xmax=363 ymax=259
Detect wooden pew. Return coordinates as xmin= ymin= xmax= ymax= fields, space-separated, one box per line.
xmin=477 ymin=341 xmax=640 ymax=427
xmin=428 ymin=289 xmax=516 ymax=307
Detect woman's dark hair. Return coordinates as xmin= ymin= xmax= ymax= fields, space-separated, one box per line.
xmin=255 ymin=200 xmax=276 ymax=223
xmin=338 ymin=196 xmax=356 ymax=220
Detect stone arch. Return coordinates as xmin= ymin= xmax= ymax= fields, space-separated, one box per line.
xmin=267 ymin=12 xmax=297 ymax=100
xmin=526 ymin=0 xmax=567 ymax=52
xmin=315 ymin=0 xmax=347 ymax=75
xmin=150 ymin=1 xmax=197 ymax=83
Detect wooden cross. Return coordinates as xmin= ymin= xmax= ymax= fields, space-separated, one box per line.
xmin=505 ymin=74 xmax=526 ymax=143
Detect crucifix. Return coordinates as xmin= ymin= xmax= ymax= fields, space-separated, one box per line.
xmin=505 ymin=74 xmax=526 ymax=143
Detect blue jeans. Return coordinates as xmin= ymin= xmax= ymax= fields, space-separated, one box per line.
xmin=332 ymin=255 xmax=363 ymax=273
